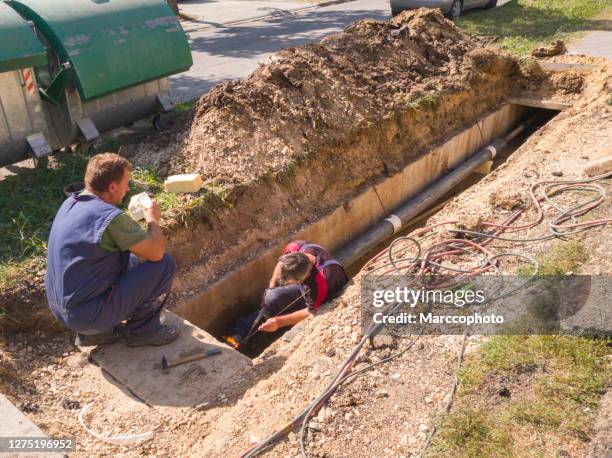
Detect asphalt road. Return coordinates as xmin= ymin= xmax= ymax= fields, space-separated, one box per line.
xmin=170 ymin=0 xmax=390 ymax=102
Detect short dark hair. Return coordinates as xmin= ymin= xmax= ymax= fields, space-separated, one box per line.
xmin=278 ymin=252 xmax=312 ymax=285
xmin=84 ymin=153 xmax=132 ymax=193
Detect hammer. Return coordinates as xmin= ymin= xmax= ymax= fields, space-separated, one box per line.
xmin=160 ymin=348 xmax=222 ymax=373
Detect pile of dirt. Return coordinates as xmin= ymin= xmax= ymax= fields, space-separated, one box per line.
xmin=130 ymin=9 xmax=513 ymax=186
xmin=178 ymin=10 xmax=477 ymax=184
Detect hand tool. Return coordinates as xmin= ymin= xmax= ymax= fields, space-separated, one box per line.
xmin=160 ymin=348 xmax=222 ymax=373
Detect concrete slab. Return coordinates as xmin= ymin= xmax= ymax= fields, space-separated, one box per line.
xmin=570 ymin=31 xmax=612 ymax=60
xmin=90 ymin=312 xmax=251 ymax=409
xmin=0 ymin=394 xmax=46 ymax=437
xmin=538 ymin=62 xmax=596 ymax=72
xmin=0 ymin=394 xmax=62 ymax=457
xmin=561 ymin=277 xmax=612 ymax=336
xmin=508 ymin=97 xmax=571 ymax=111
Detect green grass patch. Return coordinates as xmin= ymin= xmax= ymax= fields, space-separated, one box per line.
xmin=429 ymin=335 xmax=611 ymax=457
xmin=517 ymin=239 xmax=588 ymax=276
xmin=430 ymin=406 xmax=514 ymax=457
xmin=0 ymin=154 xmax=90 ymax=266
xmin=410 ymin=91 xmax=443 ymax=111
xmin=171 ymin=97 xmax=199 ymax=116
xmin=457 ymin=0 xmax=612 ymax=55
xmin=130 ymin=167 xmax=180 ymax=211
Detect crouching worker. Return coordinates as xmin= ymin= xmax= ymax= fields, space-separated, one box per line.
xmin=45 ymin=153 xmax=180 ymax=347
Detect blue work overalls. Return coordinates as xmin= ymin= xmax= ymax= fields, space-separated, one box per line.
xmin=45 ymin=192 xmax=175 ymax=335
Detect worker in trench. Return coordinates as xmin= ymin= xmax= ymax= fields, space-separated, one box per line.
xmin=45 ymin=153 xmax=180 ymax=347
xmin=225 ymin=241 xmax=349 ymax=347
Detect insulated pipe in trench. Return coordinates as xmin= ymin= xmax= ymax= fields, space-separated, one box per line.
xmin=335 ymin=123 xmax=527 ymax=268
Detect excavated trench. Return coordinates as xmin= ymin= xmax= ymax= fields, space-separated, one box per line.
xmin=171 ymin=103 xmax=559 ymax=355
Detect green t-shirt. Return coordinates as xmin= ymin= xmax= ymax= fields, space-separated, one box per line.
xmin=81 ymin=190 xmax=149 ymax=252
xmin=102 ymin=213 xmax=149 ymax=252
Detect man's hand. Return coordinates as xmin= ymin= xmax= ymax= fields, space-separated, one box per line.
xmin=258 ymin=308 xmax=311 ymax=332
xmin=258 ymin=317 xmax=280 ymax=332
xmin=130 ymin=200 xmax=165 ymax=261
xmin=144 ymin=200 xmax=161 ymax=224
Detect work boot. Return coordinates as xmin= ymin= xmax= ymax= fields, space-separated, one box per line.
xmin=125 ymin=324 xmax=180 ymax=347
xmin=75 ymin=325 xmax=125 ymax=347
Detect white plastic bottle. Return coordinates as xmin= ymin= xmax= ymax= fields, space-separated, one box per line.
xmin=128 ymin=192 xmax=153 ymax=221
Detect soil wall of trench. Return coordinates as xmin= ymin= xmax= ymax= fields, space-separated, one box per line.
xmin=172 ymin=100 xmax=526 ymax=335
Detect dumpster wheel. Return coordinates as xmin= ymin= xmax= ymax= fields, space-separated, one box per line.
xmin=153 ymin=114 xmax=171 ymax=132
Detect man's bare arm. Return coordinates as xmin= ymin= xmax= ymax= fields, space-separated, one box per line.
xmin=129 ymin=201 xmax=165 ymax=262
xmin=269 ymin=262 xmax=282 ymax=288
xmin=258 ymin=308 xmax=311 ymax=332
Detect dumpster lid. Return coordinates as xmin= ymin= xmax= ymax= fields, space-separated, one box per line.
xmin=9 ymin=0 xmax=192 ymax=101
xmin=0 ymin=2 xmax=46 ymax=72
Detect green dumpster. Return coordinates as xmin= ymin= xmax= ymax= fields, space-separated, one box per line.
xmin=0 ymin=2 xmax=51 ymax=166
xmin=7 ymin=0 xmax=193 ymax=150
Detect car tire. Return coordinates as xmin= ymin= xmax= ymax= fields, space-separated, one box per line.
xmin=484 ymin=0 xmax=497 ymax=9
xmin=446 ymin=0 xmax=462 ymax=20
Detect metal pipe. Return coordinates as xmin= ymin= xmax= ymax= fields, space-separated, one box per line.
xmin=335 ymin=137 xmax=510 ymax=268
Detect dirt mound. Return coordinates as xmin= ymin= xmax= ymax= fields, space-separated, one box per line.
xmin=129 ymin=9 xmax=514 ymax=186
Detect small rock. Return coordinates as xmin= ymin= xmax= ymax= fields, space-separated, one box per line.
xmin=20 ymin=402 xmax=39 ymax=413
xmin=61 ymin=399 xmax=81 ymax=410
xmin=551 ymin=171 xmax=563 ymax=177
xmin=419 ymin=423 xmax=429 ymax=433
xmin=376 ymin=389 xmax=389 ymax=398
xmin=499 ymin=387 xmax=511 ymax=398
xmin=308 ymin=421 xmax=321 ymax=431
xmin=249 ymin=434 xmax=260 ymax=444
xmin=317 ymin=407 xmax=331 ymax=423
xmin=371 ymin=335 xmax=395 ymax=350
xmin=489 ymin=190 xmax=525 ymax=211
xmin=157 ymin=165 xmax=169 ymax=177
xmin=390 ymin=373 xmax=401 ymax=381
